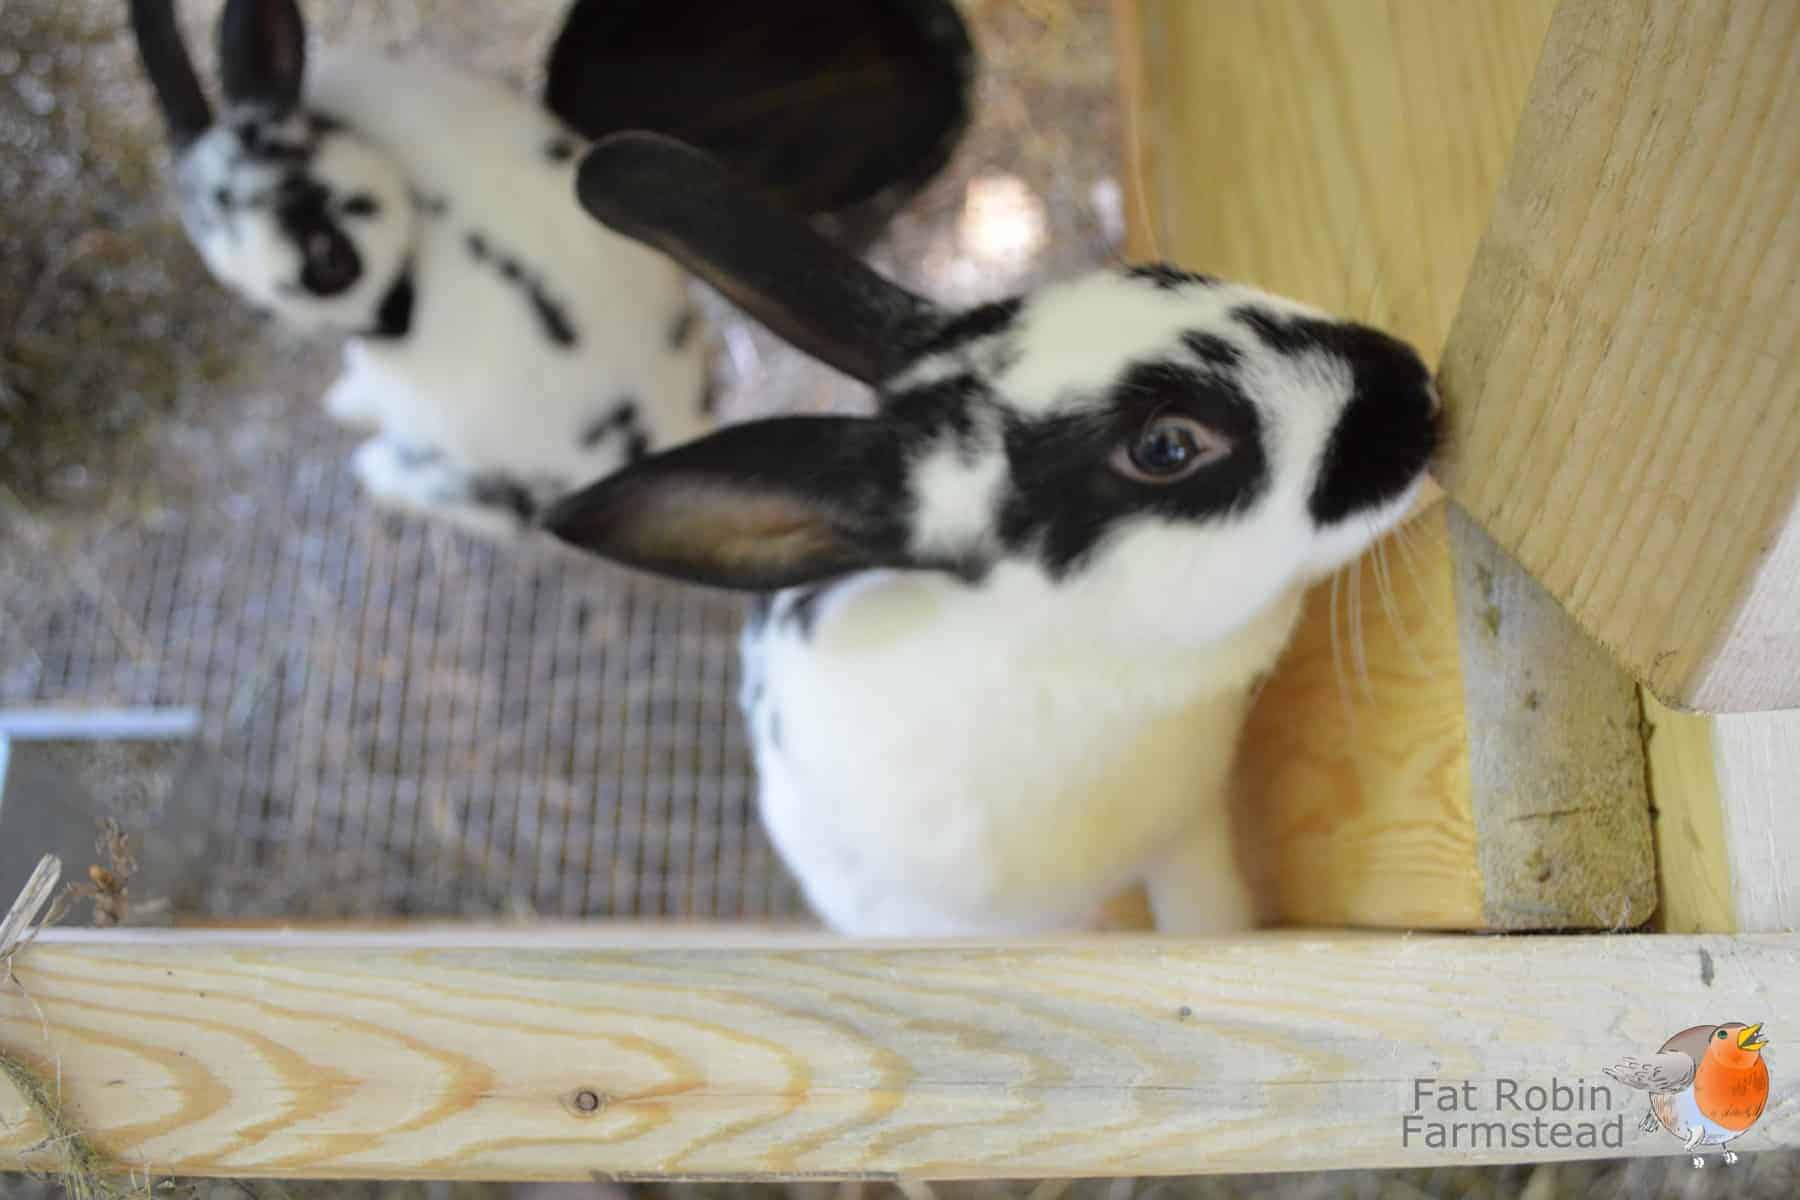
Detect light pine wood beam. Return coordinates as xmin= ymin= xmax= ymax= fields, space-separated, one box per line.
xmin=1437 ymin=0 xmax=1800 ymax=712
xmin=3 ymin=929 xmax=1797 ymax=1180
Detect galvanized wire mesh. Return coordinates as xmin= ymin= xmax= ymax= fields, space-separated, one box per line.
xmin=0 ymin=409 xmax=799 ymax=920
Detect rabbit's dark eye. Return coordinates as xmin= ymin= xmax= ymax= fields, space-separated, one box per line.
xmin=1111 ymin=414 xmax=1227 ymax=484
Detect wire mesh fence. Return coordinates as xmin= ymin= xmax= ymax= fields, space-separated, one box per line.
xmin=0 ymin=408 xmax=800 ymax=920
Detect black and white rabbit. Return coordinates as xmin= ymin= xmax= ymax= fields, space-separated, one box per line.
xmin=545 ymin=135 xmax=1442 ymax=936
xmin=127 ymin=0 xmax=972 ymax=538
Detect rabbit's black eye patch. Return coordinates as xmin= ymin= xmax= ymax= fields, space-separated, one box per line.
xmin=998 ymin=361 xmax=1267 ymax=578
xmin=1232 ymin=305 xmax=1438 ymax=524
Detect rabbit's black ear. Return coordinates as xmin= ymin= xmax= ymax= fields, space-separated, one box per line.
xmin=129 ymin=0 xmax=215 ymax=148
xmin=577 ymin=133 xmax=941 ymax=385
xmin=219 ymin=0 xmax=307 ymax=113
xmin=541 ymin=416 xmax=914 ymax=591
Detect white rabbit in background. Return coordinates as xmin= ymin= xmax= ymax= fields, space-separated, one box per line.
xmin=545 ymin=134 xmax=1443 ymax=937
xmin=126 ymin=0 xmax=973 ymax=538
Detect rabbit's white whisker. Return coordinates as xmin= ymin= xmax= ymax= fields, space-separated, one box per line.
xmin=1368 ymin=517 xmax=1427 ymax=673
xmin=1350 ymin=548 xmax=1372 ymax=699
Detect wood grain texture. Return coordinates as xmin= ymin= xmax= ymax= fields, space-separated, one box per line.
xmin=1122 ymin=0 xmax=1653 ymax=928
xmin=1708 ymin=713 xmax=1800 ymax=930
xmin=1129 ymin=0 xmax=1558 ymax=357
xmin=1646 ymin=697 xmax=1800 ymax=934
xmin=3 ymin=929 xmax=1798 ymax=1181
xmin=1437 ymin=0 xmax=1800 ymax=712
xmin=1243 ymin=500 xmax=1482 ymax=927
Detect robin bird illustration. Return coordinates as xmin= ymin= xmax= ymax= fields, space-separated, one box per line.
xmin=1605 ymin=1022 xmax=1770 ymax=1167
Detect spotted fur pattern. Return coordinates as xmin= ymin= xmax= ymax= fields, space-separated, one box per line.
xmin=549 ymin=237 xmax=1441 ymax=935
xmin=134 ymin=1 xmax=711 ymax=539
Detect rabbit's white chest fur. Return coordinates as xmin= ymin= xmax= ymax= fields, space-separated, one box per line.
xmin=745 ymin=565 xmax=1304 ymax=935
xmin=305 ymin=49 xmax=711 ymax=528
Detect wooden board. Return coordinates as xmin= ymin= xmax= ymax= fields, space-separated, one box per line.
xmin=3 ymin=929 xmax=1798 ymax=1181
xmin=1645 ymin=699 xmax=1800 ymax=934
xmin=1243 ymin=499 xmax=1480 ymax=926
xmin=1446 ymin=506 xmax=1655 ymax=930
xmin=1123 ymin=0 xmax=1559 ymax=362
xmin=1436 ymin=0 xmax=1800 ymax=712
xmin=1120 ymin=0 xmax=1654 ymax=928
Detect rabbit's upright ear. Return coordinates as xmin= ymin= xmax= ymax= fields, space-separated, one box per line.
xmin=542 ymin=415 xmax=915 ymax=591
xmin=129 ymin=0 xmax=214 ymax=148
xmin=576 ymin=133 xmax=942 ymax=385
xmin=219 ymin=0 xmax=307 ymax=113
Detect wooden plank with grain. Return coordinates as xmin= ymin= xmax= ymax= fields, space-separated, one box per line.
xmin=1437 ymin=0 xmax=1800 ymax=712
xmin=2 ymin=930 xmax=1797 ymax=1181
xmin=1119 ymin=0 xmax=1654 ymax=928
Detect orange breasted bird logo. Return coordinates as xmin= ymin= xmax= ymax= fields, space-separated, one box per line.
xmin=1604 ymin=1022 xmax=1770 ymax=1167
